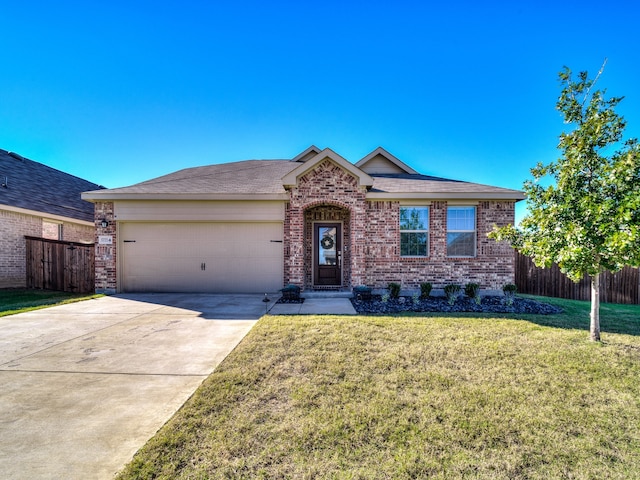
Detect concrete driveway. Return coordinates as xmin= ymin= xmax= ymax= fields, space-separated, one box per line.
xmin=0 ymin=293 xmax=270 ymax=480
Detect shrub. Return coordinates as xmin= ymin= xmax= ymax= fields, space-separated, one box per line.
xmin=444 ymin=284 xmax=461 ymax=306
xmin=464 ymin=283 xmax=481 ymax=305
xmin=503 ymin=283 xmax=518 ymax=306
xmin=420 ymin=282 xmax=432 ymax=299
xmin=280 ymin=284 xmax=301 ymax=300
xmin=388 ymin=282 xmax=401 ymax=299
xmin=353 ymin=285 xmax=372 ymax=301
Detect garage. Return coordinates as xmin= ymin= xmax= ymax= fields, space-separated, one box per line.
xmin=119 ymin=222 xmax=284 ymax=293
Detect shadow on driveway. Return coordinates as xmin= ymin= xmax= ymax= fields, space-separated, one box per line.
xmin=0 ymin=294 xmax=261 ymax=479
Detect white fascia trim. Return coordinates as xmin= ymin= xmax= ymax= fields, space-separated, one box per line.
xmin=366 ymin=192 xmax=526 ymax=201
xmin=0 ymin=204 xmax=94 ymax=226
xmin=81 ymin=193 xmax=290 ymax=202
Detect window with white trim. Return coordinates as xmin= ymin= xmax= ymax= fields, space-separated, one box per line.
xmin=400 ymin=206 xmax=429 ymax=257
xmin=447 ymin=206 xmax=476 ymax=257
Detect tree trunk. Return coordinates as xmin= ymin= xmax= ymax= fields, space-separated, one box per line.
xmin=590 ymin=273 xmax=601 ymax=342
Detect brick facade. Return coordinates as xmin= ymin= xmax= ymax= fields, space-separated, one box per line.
xmin=0 ymin=208 xmax=94 ymax=288
xmin=363 ymin=200 xmax=515 ymax=289
xmin=93 ymin=159 xmax=517 ymax=294
xmin=283 ymin=159 xmax=516 ymax=291
xmin=283 ymin=159 xmax=368 ymax=289
xmin=93 ymin=201 xmax=117 ymax=294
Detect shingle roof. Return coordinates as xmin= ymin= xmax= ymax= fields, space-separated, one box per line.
xmin=369 ymin=173 xmax=524 ymax=197
xmin=89 ymin=160 xmax=297 ymax=195
xmin=0 ymin=149 xmax=104 ymax=222
xmin=83 ymin=156 xmax=524 ymax=200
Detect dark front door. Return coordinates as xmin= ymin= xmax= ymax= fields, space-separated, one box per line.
xmin=314 ymin=223 xmax=342 ymax=286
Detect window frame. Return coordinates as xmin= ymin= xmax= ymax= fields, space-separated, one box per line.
xmin=399 ymin=206 xmax=430 ymax=258
xmin=446 ymin=206 xmax=477 ymax=258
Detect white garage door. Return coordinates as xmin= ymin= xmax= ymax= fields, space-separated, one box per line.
xmin=119 ymin=222 xmax=283 ymax=293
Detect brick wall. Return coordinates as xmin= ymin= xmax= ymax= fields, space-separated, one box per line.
xmin=42 ymin=221 xmax=60 ymax=240
xmin=284 ymin=159 xmax=368 ymax=289
xmin=283 ymin=159 xmax=517 ymax=291
xmin=0 ymin=208 xmax=94 ymax=288
xmin=93 ymin=201 xmax=117 ymax=294
xmin=363 ymin=200 xmax=516 ymax=289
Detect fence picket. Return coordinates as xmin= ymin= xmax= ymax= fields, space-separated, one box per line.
xmin=25 ymin=237 xmax=95 ymax=293
xmin=515 ymin=251 xmax=640 ymax=304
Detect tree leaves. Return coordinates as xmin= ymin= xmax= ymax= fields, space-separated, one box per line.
xmin=489 ymin=63 xmax=640 ymax=339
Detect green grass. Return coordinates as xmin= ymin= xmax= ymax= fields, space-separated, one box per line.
xmin=0 ymin=288 xmax=103 ymax=317
xmin=117 ymin=296 xmax=640 ymax=479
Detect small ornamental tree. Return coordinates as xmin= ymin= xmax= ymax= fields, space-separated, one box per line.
xmin=490 ymin=61 xmax=640 ymax=341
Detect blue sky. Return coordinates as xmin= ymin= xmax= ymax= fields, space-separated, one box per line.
xmin=2 ymin=1 xmax=639 ymax=223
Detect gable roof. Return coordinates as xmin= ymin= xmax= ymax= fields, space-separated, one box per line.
xmin=82 ymin=147 xmax=524 ymax=201
xmin=291 ymin=145 xmax=322 ymax=163
xmin=282 ymin=148 xmax=374 ymax=188
xmin=356 ymin=147 xmax=418 ymax=175
xmin=0 ymin=149 xmax=104 ymax=222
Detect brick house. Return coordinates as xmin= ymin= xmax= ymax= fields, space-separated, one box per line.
xmin=82 ymin=146 xmax=524 ymax=294
xmin=0 ymin=149 xmax=103 ymax=288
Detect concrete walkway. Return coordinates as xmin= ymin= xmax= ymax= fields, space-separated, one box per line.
xmin=0 ymin=293 xmax=269 ymax=480
xmin=267 ymin=297 xmax=356 ymax=315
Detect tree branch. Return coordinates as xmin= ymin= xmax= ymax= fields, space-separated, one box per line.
xmin=582 ymin=58 xmax=608 ymax=107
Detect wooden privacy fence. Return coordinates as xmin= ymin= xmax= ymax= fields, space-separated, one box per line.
xmin=515 ymin=251 xmax=640 ymax=305
xmin=25 ymin=236 xmax=95 ymax=293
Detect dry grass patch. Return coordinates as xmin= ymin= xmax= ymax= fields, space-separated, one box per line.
xmin=118 ymin=304 xmax=640 ymax=479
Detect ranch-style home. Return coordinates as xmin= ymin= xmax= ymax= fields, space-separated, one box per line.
xmin=82 ymin=146 xmax=525 ymax=294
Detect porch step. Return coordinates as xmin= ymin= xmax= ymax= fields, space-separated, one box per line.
xmin=302 ymin=289 xmax=354 ymax=299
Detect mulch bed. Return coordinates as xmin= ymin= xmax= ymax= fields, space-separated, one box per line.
xmin=351 ymin=295 xmax=562 ymax=315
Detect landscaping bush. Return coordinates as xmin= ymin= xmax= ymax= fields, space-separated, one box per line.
xmin=464 ymin=282 xmax=481 ymax=305
xmin=353 ymin=285 xmax=372 ymax=301
xmin=420 ymin=282 xmax=432 ymax=299
xmin=387 ymin=282 xmax=401 ymax=299
xmin=503 ymin=283 xmax=518 ymax=306
xmin=280 ymin=284 xmax=301 ymax=301
xmin=444 ymin=284 xmax=461 ymax=305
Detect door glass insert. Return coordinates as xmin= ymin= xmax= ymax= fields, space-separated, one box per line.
xmin=318 ymin=227 xmax=337 ymax=266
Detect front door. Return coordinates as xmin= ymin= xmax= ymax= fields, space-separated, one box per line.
xmin=314 ymin=223 xmax=342 ymax=286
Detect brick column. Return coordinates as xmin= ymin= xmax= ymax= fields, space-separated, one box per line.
xmin=284 ymin=204 xmax=305 ymax=287
xmin=94 ymin=201 xmax=117 ymax=294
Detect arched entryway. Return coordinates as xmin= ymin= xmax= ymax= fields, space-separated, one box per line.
xmin=304 ymin=204 xmax=351 ymax=289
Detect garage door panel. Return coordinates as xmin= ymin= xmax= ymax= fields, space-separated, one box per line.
xmin=120 ymin=223 xmax=283 ymax=293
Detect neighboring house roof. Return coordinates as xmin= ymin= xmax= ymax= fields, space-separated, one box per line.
xmin=82 ymin=147 xmax=525 ymax=201
xmin=0 ymin=148 xmax=104 ymax=222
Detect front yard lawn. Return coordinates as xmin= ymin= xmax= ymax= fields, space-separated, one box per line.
xmin=118 ymin=297 xmax=640 ymax=479
xmin=0 ymin=289 xmax=103 ymax=317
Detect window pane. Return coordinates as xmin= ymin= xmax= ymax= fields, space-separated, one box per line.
xmin=319 ymin=227 xmax=337 ymax=265
xmin=447 ymin=207 xmax=475 ymax=231
xmin=401 ymin=232 xmax=428 ymax=256
xmin=447 ymin=232 xmax=475 ymax=256
xmin=400 ymin=207 xmax=429 ymax=231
